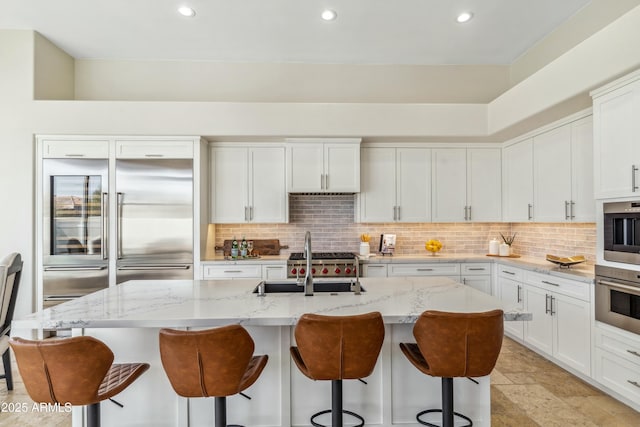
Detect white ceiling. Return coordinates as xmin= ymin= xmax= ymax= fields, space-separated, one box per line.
xmin=0 ymin=0 xmax=593 ymax=65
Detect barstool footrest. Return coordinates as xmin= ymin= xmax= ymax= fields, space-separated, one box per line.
xmin=310 ymin=409 xmax=365 ymax=427
xmin=416 ymin=409 xmax=472 ymax=427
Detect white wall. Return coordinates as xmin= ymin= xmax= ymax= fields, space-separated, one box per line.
xmin=33 ymin=32 xmax=74 ymax=100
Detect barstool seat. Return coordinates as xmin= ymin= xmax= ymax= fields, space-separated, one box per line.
xmin=290 ymin=311 xmax=385 ymax=427
xmin=399 ymin=309 xmax=503 ymax=427
xmin=9 ymin=336 xmax=149 ymax=427
xmin=159 ymin=325 xmax=268 ymax=427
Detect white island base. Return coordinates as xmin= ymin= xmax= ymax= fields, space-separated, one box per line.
xmin=78 ymin=325 xmax=490 ymax=427
xmin=13 ymin=277 xmax=517 ymax=427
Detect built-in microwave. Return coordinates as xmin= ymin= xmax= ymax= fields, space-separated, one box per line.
xmin=603 ymin=201 xmax=640 ymax=265
xmin=595 ymin=264 xmax=640 ymax=335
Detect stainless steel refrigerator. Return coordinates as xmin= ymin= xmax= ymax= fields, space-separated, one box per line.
xmin=42 ymin=158 xmax=193 ymax=308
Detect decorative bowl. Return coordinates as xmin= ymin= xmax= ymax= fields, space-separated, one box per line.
xmin=545 ymin=254 xmax=586 ymax=268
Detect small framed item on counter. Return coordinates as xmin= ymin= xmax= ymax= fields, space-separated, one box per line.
xmin=379 ymin=234 xmax=396 ymax=255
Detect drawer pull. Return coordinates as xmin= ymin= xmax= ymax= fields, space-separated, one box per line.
xmin=468 ymin=268 xmax=485 ymax=271
xmin=417 ymin=268 xmax=434 ymax=272
xmin=369 ymin=265 xmax=384 ymax=268
xmin=224 ymin=270 xmax=243 ymax=273
xmin=627 ymin=350 xmax=640 ymax=358
xmin=542 ymin=280 xmax=560 ymax=287
xmin=502 ymin=270 xmax=516 ymax=275
xmin=628 ymin=380 xmax=640 ymax=389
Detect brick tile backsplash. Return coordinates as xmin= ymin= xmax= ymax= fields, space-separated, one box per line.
xmin=212 ymin=194 xmax=596 ymax=263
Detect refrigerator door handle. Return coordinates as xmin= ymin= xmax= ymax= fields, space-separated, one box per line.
xmin=117 ymin=264 xmax=191 ymax=270
xmin=44 ymin=266 xmax=107 ymax=271
xmin=116 ymin=192 xmax=124 ymax=259
xmin=102 ymin=192 xmax=109 ymax=260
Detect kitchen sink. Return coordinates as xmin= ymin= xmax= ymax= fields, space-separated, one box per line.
xmin=253 ymin=280 xmax=365 ymax=294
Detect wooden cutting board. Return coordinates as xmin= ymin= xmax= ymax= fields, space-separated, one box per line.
xmin=218 ymin=239 xmax=288 ymax=256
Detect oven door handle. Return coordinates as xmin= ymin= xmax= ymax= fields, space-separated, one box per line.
xmin=598 ymin=279 xmax=640 ymax=296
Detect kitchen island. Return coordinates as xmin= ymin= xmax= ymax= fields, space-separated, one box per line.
xmin=13 ymin=277 xmax=527 ymax=427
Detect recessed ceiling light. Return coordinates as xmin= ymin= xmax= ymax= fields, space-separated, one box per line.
xmin=178 ymin=6 xmax=196 ymax=17
xmin=456 ymin=12 xmax=473 ymax=23
xmin=321 ymin=9 xmax=337 ymax=21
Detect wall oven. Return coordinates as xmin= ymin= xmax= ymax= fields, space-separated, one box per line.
xmin=595 ymin=265 xmax=640 ymax=335
xmin=603 ymin=201 xmax=640 ymax=265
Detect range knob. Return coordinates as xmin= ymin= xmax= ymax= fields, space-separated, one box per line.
xmin=322 ymin=268 xmax=329 ymax=274
xmin=299 ymin=268 xmax=305 ymax=275
xmin=312 ymin=268 xmax=316 ymax=274
xmin=290 ymin=268 xmax=297 ymax=275
xmin=334 ymin=267 xmax=341 ymax=274
xmin=345 ymin=267 xmax=352 ymax=275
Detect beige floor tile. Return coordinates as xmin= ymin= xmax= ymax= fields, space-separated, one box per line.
xmin=563 ymin=396 xmax=640 ymax=427
xmin=491 ymin=368 xmax=514 ymax=385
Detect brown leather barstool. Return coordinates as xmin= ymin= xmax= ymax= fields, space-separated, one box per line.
xmin=290 ymin=311 xmax=385 ymax=427
xmin=159 ymin=325 xmax=268 ymax=427
xmin=9 ymin=336 xmax=149 ymax=427
xmin=399 ymin=309 xmax=503 ymax=427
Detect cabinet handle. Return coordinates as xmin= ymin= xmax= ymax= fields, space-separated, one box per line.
xmin=570 ymin=201 xmax=575 ymax=219
xmin=528 ymin=204 xmax=533 ymax=220
xmin=320 ymin=174 xmax=324 ymax=189
xmin=542 ymin=280 xmax=560 ymax=287
xmin=144 ymin=154 xmax=164 ymax=158
xmin=325 ymin=174 xmax=328 ymax=190
xmin=397 ymin=206 xmax=401 ymax=221
xmin=627 ymin=350 xmax=640 ymax=358
xmin=628 ymin=380 xmax=640 ymax=389
xmin=462 ymin=278 xmax=467 ymax=285
xmin=550 ymin=295 xmax=556 ymax=315
xmin=250 ymin=206 xmax=253 ymax=221
xmin=224 ymin=270 xmax=243 ymax=273
xmin=565 ymin=201 xmax=570 ymax=220
xmin=393 ymin=206 xmax=397 ymax=221
xmin=244 ymin=206 xmax=249 ymax=221
xmin=545 ymin=294 xmax=550 ymax=314
xmin=632 ymin=165 xmax=639 ymax=192
xmin=463 ymin=206 xmax=467 ymax=221
xmin=264 ymin=266 xmax=282 ymax=269
xmin=368 ymin=265 xmax=384 ymax=268
xmin=417 ymin=268 xmax=434 ymax=271
xmin=468 ymin=268 xmax=485 ymax=271
xmin=502 ymin=270 xmax=516 ymax=275
xmin=64 ymin=154 xmax=85 ymax=157
xmin=517 ymin=285 xmax=522 ymax=303
xmin=468 ymin=206 xmax=472 ymax=221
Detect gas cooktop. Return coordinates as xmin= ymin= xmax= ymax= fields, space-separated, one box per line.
xmin=288 ymin=252 xmax=356 ymax=261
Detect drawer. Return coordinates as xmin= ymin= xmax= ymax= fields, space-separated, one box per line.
xmin=262 ymin=264 xmax=287 ymax=280
xmin=202 ymin=264 xmax=262 ymax=279
xmin=42 ymin=139 xmax=109 ymax=158
xmin=388 ymin=263 xmax=460 ymax=277
xmin=115 ymin=140 xmax=194 ymax=159
xmin=497 ymin=265 xmax=523 ymax=281
xmin=524 ymin=270 xmax=590 ymax=301
xmin=362 ymin=264 xmax=388 ymax=277
xmin=594 ymin=347 xmax=640 ymax=406
xmin=461 ymin=263 xmax=491 ymax=275
xmin=595 ymin=323 xmax=640 ymax=366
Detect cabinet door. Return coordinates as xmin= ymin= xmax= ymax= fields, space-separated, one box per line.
xmin=397 ymin=148 xmax=431 ymax=222
xmin=523 ymin=285 xmax=553 ymax=356
xmin=593 ymin=82 xmax=640 ymax=198
xmin=570 ymin=116 xmax=595 ymax=221
xmin=324 ymin=143 xmax=360 ymax=192
xmin=432 ymin=149 xmax=466 ymax=222
xmin=533 ymin=126 xmax=572 ymax=222
xmin=287 ymin=144 xmax=324 ymax=192
xmin=362 ymin=264 xmax=388 ymax=277
xmin=359 ymin=148 xmax=396 ymax=222
xmin=115 ymin=140 xmax=194 ymax=159
xmin=262 ymin=264 xmax=287 ymax=280
xmin=503 ymin=140 xmax=533 ymax=222
xmin=249 ymin=147 xmax=287 ymax=223
xmin=210 ymin=147 xmax=249 ymax=223
xmin=497 ymin=277 xmax=524 ymax=340
xmin=553 ymin=293 xmax=591 ymax=375
xmin=41 ymin=138 xmax=110 ymax=159
xmin=461 ymin=276 xmax=491 ymax=294
xmin=467 ymin=148 xmax=501 ymax=221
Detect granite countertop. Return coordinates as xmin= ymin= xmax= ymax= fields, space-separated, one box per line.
xmin=13 ymin=276 xmax=525 ymax=330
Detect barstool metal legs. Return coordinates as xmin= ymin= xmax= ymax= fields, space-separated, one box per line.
xmin=332 ymin=380 xmax=343 ymax=427
xmin=215 ymin=396 xmax=226 ymax=427
xmin=1 ymin=350 xmax=13 ymax=390
xmin=416 ymin=378 xmax=473 ymax=427
xmin=87 ymin=402 xmax=100 ymax=427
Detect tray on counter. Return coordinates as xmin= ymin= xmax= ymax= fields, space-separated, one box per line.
xmin=216 ymin=239 xmax=288 ymax=256
xmin=545 ymin=254 xmax=586 ymax=268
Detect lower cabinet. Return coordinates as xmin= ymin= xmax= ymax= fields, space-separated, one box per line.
xmin=522 ymin=272 xmax=591 ymax=376
xmin=362 ymin=263 xmax=388 ymax=277
xmin=387 ymin=263 xmax=460 ymax=280
xmin=497 ymin=272 xmax=524 ymax=340
xmin=262 ymin=264 xmax=287 ymax=280
xmin=201 ymin=263 xmax=263 ymax=280
xmin=461 ymin=263 xmax=491 ymax=294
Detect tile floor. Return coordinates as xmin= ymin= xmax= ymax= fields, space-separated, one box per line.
xmin=0 ymin=337 xmax=639 ymax=426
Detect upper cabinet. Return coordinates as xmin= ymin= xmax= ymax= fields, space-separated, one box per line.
xmin=359 ymin=147 xmax=431 ymax=222
xmin=503 ymin=114 xmax=594 ymax=222
xmin=115 ymin=139 xmax=195 ymax=159
xmin=592 ymin=73 xmax=640 ymax=199
xmin=286 ymin=139 xmax=361 ymax=193
xmin=210 ymin=144 xmax=287 ymax=223
xmin=432 ymin=148 xmax=501 ymax=222
xmin=41 ymin=138 xmax=110 ymax=159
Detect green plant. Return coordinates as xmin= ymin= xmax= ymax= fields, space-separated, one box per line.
xmin=500 ymin=232 xmax=517 ymax=246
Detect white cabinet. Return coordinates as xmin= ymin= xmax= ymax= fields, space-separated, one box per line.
xmin=461 ymin=263 xmax=491 ymax=294
xmin=359 ymin=147 xmax=431 ymax=222
xmin=522 ymin=271 xmax=591 ymax=376
xmin=594 ymin=323 xmax=640 ymax=407
xmin=432 ymin=148 xmax=501 ymax=222
xmin=497 ymin=266 xmax=524 ymax=340
xmin=201 ymin=263 xmax=262 ymax=279
xmin=388 ymin=263 xmax=460 ymax=280
xmin=592 ymin=74 xmax=640 ymax=199
xmin=503 ymin=139 xmax=534 ymax=221
xmin=286 ymin=140 xmax=360 ymax=192
xmin=532 ymin=117 xmax=594 ymax=222
xmin=41 ymin=138 xmax=110 ymax=158
xmin=262 ymin=264 xmax=287 ymax=280
xmin=210 ymin=145 xmax=287 ymax=223
xmin=115 ymin=139 xmax=194 ymax=158
xmin=362 ymin=264 xmax=388 ymax=277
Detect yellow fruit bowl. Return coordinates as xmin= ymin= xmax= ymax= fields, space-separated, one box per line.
xmin=425 ymin=239 xmax=442 ymax=255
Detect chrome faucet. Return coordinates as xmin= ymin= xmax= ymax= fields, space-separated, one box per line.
xmin=352 ymin=255 xmax=361 ymax=295
xmin=303 ymin=231 xmax=314 ymax=296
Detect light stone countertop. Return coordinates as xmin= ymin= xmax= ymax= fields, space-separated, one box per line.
xmin=13 ymin=276 xmax=523 ymax=330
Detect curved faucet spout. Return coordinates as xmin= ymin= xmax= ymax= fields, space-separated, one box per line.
xmin=304 ymin=231 xmax=314 ymax=296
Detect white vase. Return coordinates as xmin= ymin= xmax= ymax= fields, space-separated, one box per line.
xmin=499 ymin=243 xmax=510 ymax=256
xmin=360 ymin=242 xmax=370 ymax=257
